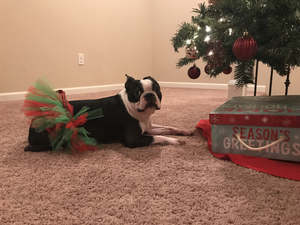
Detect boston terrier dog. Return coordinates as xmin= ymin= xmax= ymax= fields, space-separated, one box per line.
xmin=24 ymin=75 xmax=193 ymax=152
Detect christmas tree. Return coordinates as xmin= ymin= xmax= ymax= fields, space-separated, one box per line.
xmin=171 ymin=0 xmax=300 ymax=88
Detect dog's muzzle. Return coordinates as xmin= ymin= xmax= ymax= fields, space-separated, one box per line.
xmin=137 ymin=91 xmax=161 ymax=112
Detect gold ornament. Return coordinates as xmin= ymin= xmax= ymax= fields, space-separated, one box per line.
xmin=185 ymin=43 xmax=199 ymax=59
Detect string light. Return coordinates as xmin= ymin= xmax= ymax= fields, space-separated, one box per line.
xmin=206 ymin=26 xmax=211 ymax=32
xmin=208 ymin=51 xmax=213 ymax=56
xmin=205 ymin=35 xmax=210 ymax=42
xmin=229 ymin=28 xmax=232 ymax=35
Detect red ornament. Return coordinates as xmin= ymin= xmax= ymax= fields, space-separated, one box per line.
xmin=233 ymin=32 xmax=258 ymax=60
xmin=223 ymin=66 xmax=232 ymax=75
xmin=188 ymin=65 xmax=201 ymax=79
xmin=204 ymin=64 xmax=213 ymax=75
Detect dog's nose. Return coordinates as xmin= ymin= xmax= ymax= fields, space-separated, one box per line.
xmin=144 ymin=92 xmax=156 ymax=102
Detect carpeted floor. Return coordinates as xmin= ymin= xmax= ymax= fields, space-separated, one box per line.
xmin=1 ymin=87 xmax=300 ymax=225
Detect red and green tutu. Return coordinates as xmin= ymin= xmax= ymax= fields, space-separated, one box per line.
xmin=22 ymin=78 xmax=103 ymax=154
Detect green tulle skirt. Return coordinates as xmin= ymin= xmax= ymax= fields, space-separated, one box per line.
xmin=22 ymin=77 xmax=103 ymax=154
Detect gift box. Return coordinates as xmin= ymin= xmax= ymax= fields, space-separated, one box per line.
xmin=210 ymin=95 xmax=300 ymax=162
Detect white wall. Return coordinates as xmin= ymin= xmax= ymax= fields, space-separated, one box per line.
xmin=0 ymin=0 xmax=152 ymax=93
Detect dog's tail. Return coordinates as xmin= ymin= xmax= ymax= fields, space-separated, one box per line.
xmin=22 ymin=77 xmax=103 ymax=154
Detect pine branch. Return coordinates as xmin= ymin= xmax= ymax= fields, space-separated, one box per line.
xmin=234 ymin=60 xmax=255 ymax=88
xmin=192 ymin=3 xmax=206 ymax=15
xmin=176 ymin=57 xmax=196 ymax=68
xmin=171 ymin=23 xmax=198 ymax=52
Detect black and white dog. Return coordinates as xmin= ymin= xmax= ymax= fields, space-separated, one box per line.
xmin=24 ymin=75 xmax=193 ymax=152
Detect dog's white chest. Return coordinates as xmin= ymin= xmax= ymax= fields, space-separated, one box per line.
xmin=139 ymin=119 xmax=151 ymax=134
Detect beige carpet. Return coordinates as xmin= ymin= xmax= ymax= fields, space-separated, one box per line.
xmin=1 ymin=87 xmax=300 ymax=225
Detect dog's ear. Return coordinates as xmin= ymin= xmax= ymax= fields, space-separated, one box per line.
xmin=125 ymin=74 xmax=135 ymax=89
xmin=143 ymin=76 xmax=152 ymax=80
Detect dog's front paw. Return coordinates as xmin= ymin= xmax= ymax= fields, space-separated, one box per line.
xmin=177 ymin=139 xmax=186 ymax=145
xmin=153 ymin=136 xmax=185 ymax=145
xmin=176 ymin=129 xmax=194 ymax=136
xmin=166 ymin=137 xmax=186 ymax=145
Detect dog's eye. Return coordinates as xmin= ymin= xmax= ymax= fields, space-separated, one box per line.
xmin=134 ymin=90 xmax=141 ymax=96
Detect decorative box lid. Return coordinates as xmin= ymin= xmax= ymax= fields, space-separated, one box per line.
xmin=209 ymin=95 xmax=300 ymax=128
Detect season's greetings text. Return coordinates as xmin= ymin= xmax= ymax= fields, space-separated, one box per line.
xmin=222 ymin=127 xmax=300 ymax=156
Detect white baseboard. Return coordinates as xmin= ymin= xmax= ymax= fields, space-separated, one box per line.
xmin=159 ymin=81 xmax=266 ymax=93
xmin=61 ymin=84 xmax=124 ymax=96
xmin=0 ymin=82 xmax=266 ymax=102
xmin=0 ymin=84 xmax=124 ymax=102
xmin=246 ymin=84 xmax=266 ymax=93
xmin=159 ymin=82 xmax=228 ymax=90
xmin=0 ymin=91 xmax=27 ymax=102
